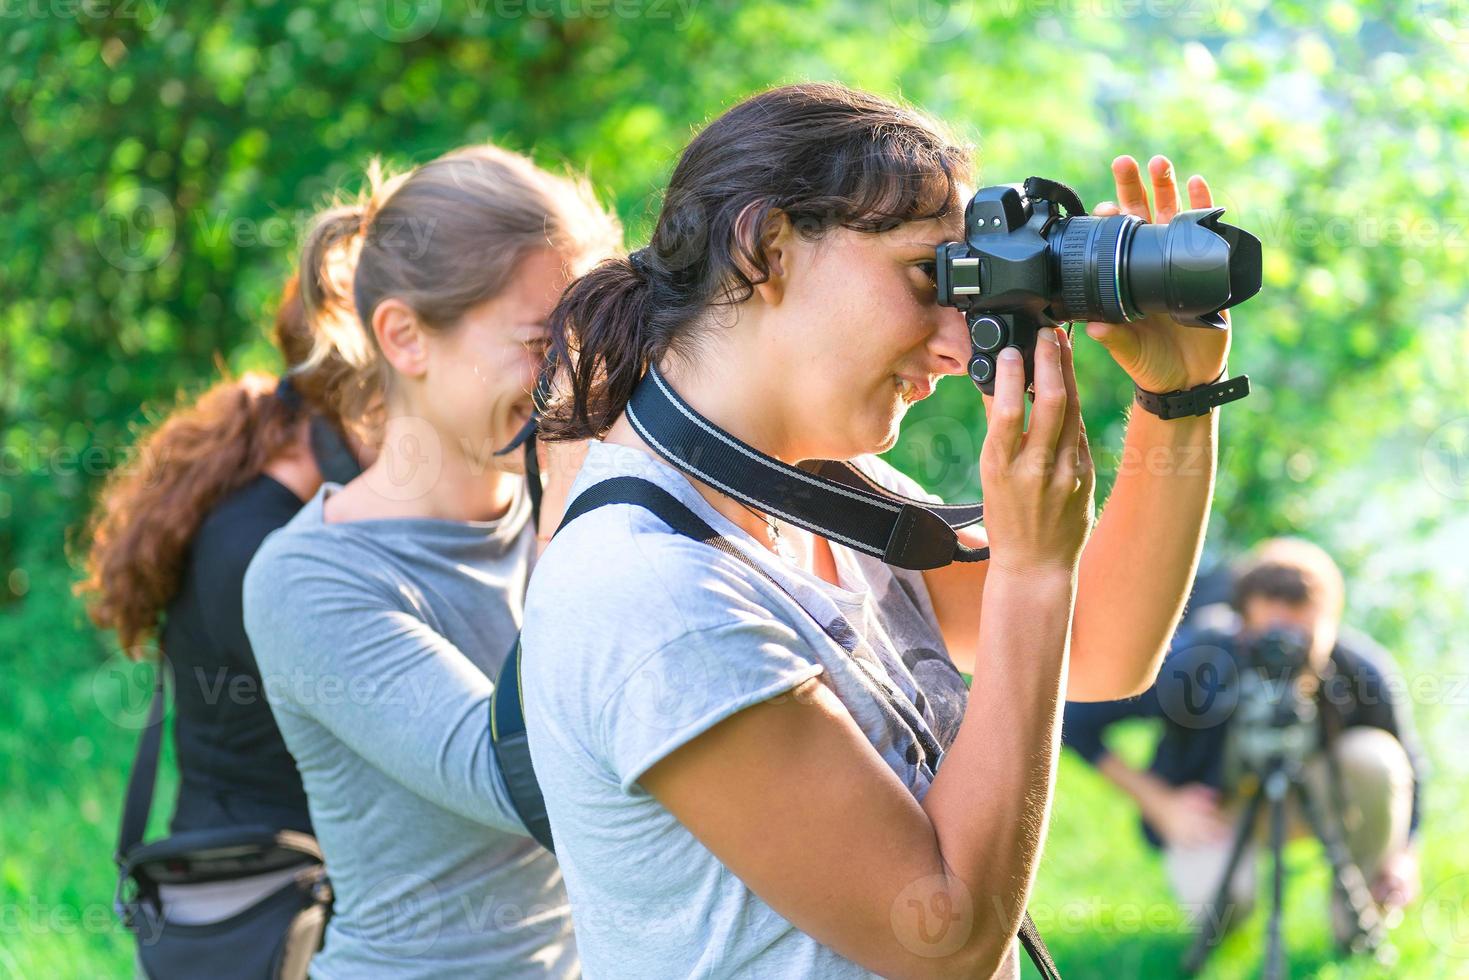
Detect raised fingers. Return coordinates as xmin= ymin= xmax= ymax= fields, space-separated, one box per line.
xmin=1149 ymin=155 xmax=1181 ymax=223
xmin=1187 ymin=173 xmax=1214 ymax=210
xmin=1055 ymin=328 xmax=1085 ymax=463
xmin=1112 ymin=155 xmax=1152 ymax=222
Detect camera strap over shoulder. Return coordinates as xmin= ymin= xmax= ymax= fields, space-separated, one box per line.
xmin=625 ymin=366 xmax=989 ymax=570
xmin=490 ymin=475 xmax=1059 ymax=979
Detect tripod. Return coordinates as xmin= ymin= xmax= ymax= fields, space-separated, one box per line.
xmin=1181 ymin=751 xmax=1390 ymax=978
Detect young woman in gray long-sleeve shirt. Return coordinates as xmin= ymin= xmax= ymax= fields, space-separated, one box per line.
xmin=242 ymin=144 xmax=618 ymax=979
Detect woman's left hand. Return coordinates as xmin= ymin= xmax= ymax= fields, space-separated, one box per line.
xmin=1086 ymin=155 xmax=1232 ymax=394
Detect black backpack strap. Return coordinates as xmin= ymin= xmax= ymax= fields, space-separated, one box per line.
xmin=1019 ymin=910 xmax=1061 ymax=979
xmin=490 ymin=476 xmax=1060 ymax=977
xmin=116 ymin=666 xmax=166 ymax=864
xmin=491 ymin=478 xmax=737 ymax=852
xmin=489 ymin=638 xmax=552 ymax=851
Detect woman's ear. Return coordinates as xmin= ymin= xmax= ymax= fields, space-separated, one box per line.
xmin=734 ymin=204 xmax=793 ymax=308
xmin=372 ymin=298 xmax=429 ymax=379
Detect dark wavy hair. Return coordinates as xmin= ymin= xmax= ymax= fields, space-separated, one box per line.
xmin=540 ymin=81 xmax=973 ymax=441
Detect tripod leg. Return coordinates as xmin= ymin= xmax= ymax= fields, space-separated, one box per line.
xmin=1264 ymin=771 xmax=1288 ymax=980
xmin=1182 ymin=784 xmax=1264 ymax=975
xmin=1296 ymin=767 xmax=1389 ymax=955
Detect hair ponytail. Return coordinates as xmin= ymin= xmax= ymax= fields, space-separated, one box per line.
xmin=76 ymin=370 xmax=302 ymax=658
xmin=76 ymin=269 xmax=359 ymax=659
xmin=538 ymin=82 xmax=971 ymax=442
xmin=541 ymin=255 xmax=661 ymax=441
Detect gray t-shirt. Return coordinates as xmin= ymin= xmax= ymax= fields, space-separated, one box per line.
xmin=242 ymin=480 xmax=576 ymax=979
xmin=521 ymin=440 xmax=973 ymax=978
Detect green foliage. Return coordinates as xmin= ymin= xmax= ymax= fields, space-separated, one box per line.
xmin=2 ymin=1 xmax=1466 ymax=975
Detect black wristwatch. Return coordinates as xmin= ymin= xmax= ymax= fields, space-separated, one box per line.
xmin=1134 ymin=369 xmax=1251 ymax=420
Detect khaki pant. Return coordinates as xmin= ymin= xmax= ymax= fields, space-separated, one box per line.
xmin=1163 ymin=727 xmax=1414 ymax=935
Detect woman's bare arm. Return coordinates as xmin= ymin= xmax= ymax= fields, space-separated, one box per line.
xmin=641 ymin=568 xmax=1072 ymax=978
xmin=641 ymin=330 xmax=1092 ymax=978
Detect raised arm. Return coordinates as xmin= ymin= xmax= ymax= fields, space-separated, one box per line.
xmin=641 ymin=329 xmax=1093 ymax=977
xmin=1067 ymin=155 xmax=1236 ymax=701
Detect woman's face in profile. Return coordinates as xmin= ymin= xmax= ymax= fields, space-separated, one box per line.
xmin=424 ymin=247 xmax=570 ymax=474
xmin=762 ymin=212 xmax=973 ymax=461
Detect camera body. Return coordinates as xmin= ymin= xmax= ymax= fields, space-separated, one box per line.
xmin=1227 ymin=625 xmax=1320 ymax=783
xmin=934 ymin=176 xmax=1262 ymax=394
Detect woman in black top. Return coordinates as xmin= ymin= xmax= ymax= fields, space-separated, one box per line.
xmin=160 ymin=467 xmax=319 ymax=833
xmin=79 ymin=268 xmax=367 ymax=836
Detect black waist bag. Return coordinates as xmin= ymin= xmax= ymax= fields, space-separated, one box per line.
xmin=490 ymin=476 xmax=1061 ymax=979
xmin=116 ymin=672 xmax=333 ymax=980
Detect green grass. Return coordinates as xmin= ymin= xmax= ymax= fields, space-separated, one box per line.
xmin=1029 ymin=722 xmax=1469 ymax=979
xmin=5 ymin=553 xmax=1466 ymax=978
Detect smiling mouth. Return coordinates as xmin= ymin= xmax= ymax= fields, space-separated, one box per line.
xmin=894 ymin=375 xmax=935 ymax=404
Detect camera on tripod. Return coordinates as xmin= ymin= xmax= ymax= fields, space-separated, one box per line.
xmin=933 ymin=176 xmax=1262 ymax=394
xmin=1227 ymin=626 xmax=1319 ymax=782
xmin=1184 ymin=625 xmax=1392 ymax=979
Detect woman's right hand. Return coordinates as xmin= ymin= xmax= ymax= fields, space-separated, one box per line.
xmin=978 ymin=326 xmax=1095 ymax=577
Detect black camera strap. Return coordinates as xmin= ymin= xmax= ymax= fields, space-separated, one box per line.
xmin=624 ymin=366 xmax=988 ymax=570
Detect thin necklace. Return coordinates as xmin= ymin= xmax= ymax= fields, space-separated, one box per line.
xmin=729 ymin=496 xmax=798 ymax=562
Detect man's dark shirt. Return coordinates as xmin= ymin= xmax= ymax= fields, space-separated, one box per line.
xmin=1062 ymin=625 xmax=1425 ymax=848
xmin=160 ymin=474 xmax=313 ymax=834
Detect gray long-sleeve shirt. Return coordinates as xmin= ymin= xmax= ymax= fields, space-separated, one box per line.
xmin=242 ymin=480 xmax=576 ymax=979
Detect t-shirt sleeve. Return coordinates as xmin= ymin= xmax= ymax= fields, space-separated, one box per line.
xmin=596 ymin=612 xmax=824 ymax=794
xmin=242 ymin=535 xmax=524 ymax=834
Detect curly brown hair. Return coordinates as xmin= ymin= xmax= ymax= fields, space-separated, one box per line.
xmin=78 ymin=142 xmax=620 ymax=659
xmin=75 ymin=272 xmax=353 ymax=658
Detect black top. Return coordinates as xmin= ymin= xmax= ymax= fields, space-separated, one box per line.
xmin=1062 ymin=624 xmax=1425 ymax=849
xmin=160 ymin=474 xmax=312 ymax=834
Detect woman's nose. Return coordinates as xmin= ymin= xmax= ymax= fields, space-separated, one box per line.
xmin=930 ymin=306 xmax=971 ymax=376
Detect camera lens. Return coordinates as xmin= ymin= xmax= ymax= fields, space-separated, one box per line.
xmin=1049 ymin=210 xmax=1262 ymax=327
xmin=1053 ymin=215 xmax=1136 ymax=322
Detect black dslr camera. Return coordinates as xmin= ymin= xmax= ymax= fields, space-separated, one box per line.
xmin=934 ymin=176 xmax=1263 ymax=393
xmin=1184 ymin=623 xmax=1388 ymax=977
xmin=1229 ymin=625 xmax=1319 ymax=780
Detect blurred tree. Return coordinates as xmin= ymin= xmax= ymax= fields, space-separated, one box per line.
xmin=1 ymin=0 xmax=1464 ymax=658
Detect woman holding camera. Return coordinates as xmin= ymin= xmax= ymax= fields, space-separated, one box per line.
xmin=242 ymin=144 xmax=618 ymax=978
xmin=522 ymin=82 xmax=1233 ymax=977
